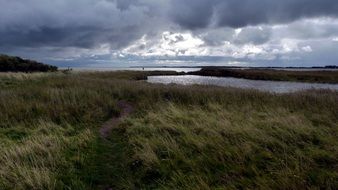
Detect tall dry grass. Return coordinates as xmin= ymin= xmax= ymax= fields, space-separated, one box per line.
xmin=0 ymin=71 xmax=337 ymax=189
xmin=122 ymin=102 xmax=337 ymax=189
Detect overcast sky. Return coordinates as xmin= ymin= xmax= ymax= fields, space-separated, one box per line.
xmin=1 ymin=0 xmax=338 ymax=67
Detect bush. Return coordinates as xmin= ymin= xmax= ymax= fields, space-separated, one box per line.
xmin=0 ymin=55 xmax=57 ymax=72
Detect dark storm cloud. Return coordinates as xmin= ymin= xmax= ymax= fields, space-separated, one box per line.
xmin=169 ymin=0 xmax=338 ymax=29
xmin=169 ymin=0 xmax=214 ymax=29
xmin=1 ymin=0 xmax=338 ymax=50
xmin=0 ymin=0 xmax=164 ymax=49
xmin=0 ymin=25 xmax=143 ymax=49
xmin=115 ymin=0 xmax=135 ymax=10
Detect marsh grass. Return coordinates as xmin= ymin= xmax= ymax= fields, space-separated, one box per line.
xmin=190 ymin=68 xmax=338 ymax=83
xmin=0 ymin=71 xmax=337 ymax=189
xmin=0 ymin=120 xmax=94 ymax=189
xmin=122 ymin=102 xmax=337 ymax=189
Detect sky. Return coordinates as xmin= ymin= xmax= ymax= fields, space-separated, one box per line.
xmin=1 ymin=0 xmax=338 ymax=68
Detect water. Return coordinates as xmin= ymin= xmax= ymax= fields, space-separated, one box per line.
xmin=68 ymin=66 xmax=338 ymax=72
xmin=148 ymin=75 xmax=338 ymax=93
xmin=134 ymin=67 xmax=201 ymax=72
xmin=71 ymin=67 xmax=201 ymax=72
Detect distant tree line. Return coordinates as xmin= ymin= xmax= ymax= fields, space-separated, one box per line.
xmin=0 ymin=54 xmax=57 ymax=72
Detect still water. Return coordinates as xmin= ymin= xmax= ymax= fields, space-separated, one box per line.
xmin=72 ymin=67 xmax=201 ymax=72
xmin=148 ymin=75 xmax=338 ymax=93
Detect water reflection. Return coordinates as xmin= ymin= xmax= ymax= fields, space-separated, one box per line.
xmin=71 ymin=67 xmax=201 ymax=72
xmin=148 ymin=75 xmax=338 ymax=93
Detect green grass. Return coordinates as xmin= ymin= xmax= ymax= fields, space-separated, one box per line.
xmin=0 ymin=71 xmax=337 ymax=189
xmin=122 ymin=102 xmax=337 ymax=189
xmin=0 ymin=121 xmax=93 ymax=189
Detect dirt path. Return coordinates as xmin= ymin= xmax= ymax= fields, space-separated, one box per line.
xmin=100 ymin=100 xmax=134 ymax=139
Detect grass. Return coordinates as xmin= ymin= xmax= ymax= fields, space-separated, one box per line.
xmin=189 ymin=68 xmax=338 ymax=83
xmin=0 ymin=121 xmax=93 ymax=189
xmin=122 ymin=102 xmax=337 ymax=189
xmin=0 ymin=71 xmax=337 ymax=189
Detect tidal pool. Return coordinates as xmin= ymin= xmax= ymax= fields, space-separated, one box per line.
xmin=148 ymin=75 xmax=338 ymax=93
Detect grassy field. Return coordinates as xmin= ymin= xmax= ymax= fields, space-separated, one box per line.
xmin=0 ymin=71 xmax=337 ymax=189
xmin=189 ymin=68 xmax=338 ymax=83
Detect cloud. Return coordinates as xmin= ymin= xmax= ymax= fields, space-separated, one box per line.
xmin=2 ymin=0 xmax=338 ymax=50
xmin=271 ymin=18 xmax=338 ymax=40
xmin=122 ymin=32 xmax=204 ymax=56
xmin=0 ymin=0 xmax=338 ymax=67
xmin=170 ymin=0 xmax=338 ymax=29
xmin=0 ymin=0 xmax=166 ymax=49
xmin=169 ymin=0 xmax=214 ymax=29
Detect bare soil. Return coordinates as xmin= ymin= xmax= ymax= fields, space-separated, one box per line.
xmin=100 ymin=100 xmax=134 ymax=139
